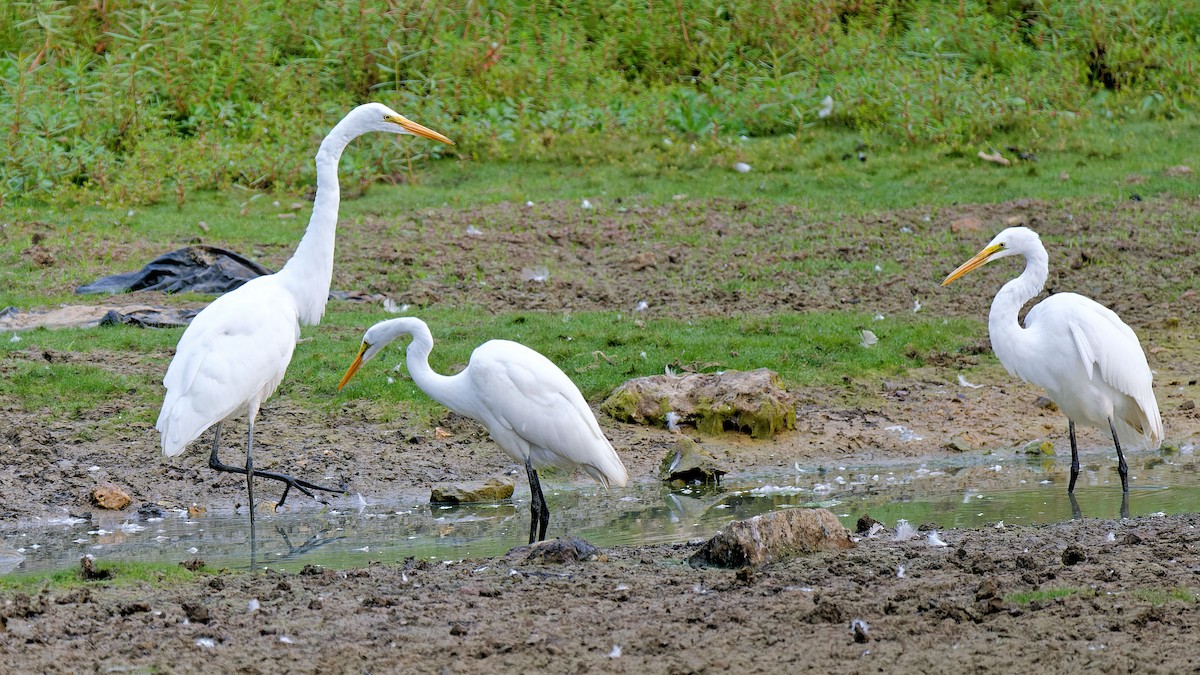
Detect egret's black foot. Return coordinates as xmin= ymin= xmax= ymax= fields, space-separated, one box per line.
xmin=209 ymin=459 xmax=346 ymax=508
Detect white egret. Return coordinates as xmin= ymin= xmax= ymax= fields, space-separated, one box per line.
xmin=337 ymin=317 xmax=629 ymax=543
xmin=157 ymin=104 xmax=454 ymax=524
xmin=942 ymin=226 xmax=1163 ymax=498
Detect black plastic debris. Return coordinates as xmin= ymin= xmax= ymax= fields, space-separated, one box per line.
xmin=76 ymin=246 xmax=273 ymax=295
xmin=98 ymin=307 xmax=199 ymax=328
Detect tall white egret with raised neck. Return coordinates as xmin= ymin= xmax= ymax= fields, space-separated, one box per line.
xmin=942 ymin=226 xmax=1162 ymax=503
xmin=157 ymin=104 xmax=454 ymax=525
xmin=337 ymin=317 xmax=629 ymax=544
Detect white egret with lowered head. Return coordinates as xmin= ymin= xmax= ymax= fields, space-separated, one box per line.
xmin=942 ymin=226 xmax=1163 ymax=502
xmin=157 ymin=104 xmax=454 ymax=525
xmin=337 ymin=317 xmax=629 ymax=544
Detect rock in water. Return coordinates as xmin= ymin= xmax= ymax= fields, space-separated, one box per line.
xmin=659 ymin=436 xmax=728 ymax=485
xmin=506 ymin=537 xmax=600 ymax=564
xmin=602 ymin=368 xmax=795 ymax=439
xmin=90 ymin=485 xmax=131 ymax=510
xmin=689 ymin=508 xmax=854 ymax=568
xmin=430 ymin=476 xmax=515 ymax=504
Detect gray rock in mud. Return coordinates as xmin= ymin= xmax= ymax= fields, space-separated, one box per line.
xmin=689 ymin=508 xmax=854 ymax=568
xmin=601 ymin=368 xmax=796 ymax=439
xmin=506 ymin=537 xmax=599 ymax=564
xmin=659 ymin=436 xmax=728 ymax=485
xmin=429 ymin=476 xmax=515 ymax=504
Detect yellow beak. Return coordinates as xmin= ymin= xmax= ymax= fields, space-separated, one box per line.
xmin=387 ymin=115 xmax=455 ymax=145
xmin=942 ymin=243 xmax=1003 ymax=286
xmin=337 ymin=343 xmax=369 ymax=391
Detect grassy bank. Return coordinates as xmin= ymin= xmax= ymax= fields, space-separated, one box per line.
xmin=2 ymin=0 xmax=1197 ymax=203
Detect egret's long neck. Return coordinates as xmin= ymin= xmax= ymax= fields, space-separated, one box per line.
xmin=989 ymin=244 xmax=1048 ymax=368
xmin=402 ymin=323 xmax=476 ymax=416
xmin=277 ymin=124 xmax=357 ymax=326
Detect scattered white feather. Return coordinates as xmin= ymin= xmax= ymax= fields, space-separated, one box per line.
xmin=900 ymin=226 xmax=913 ymax=234
xmin=247 ymin=599 xmax=260 ymax=613
xmin=957 ymin=374 xmax=984 ymax=389
xmin=894 ymin=519 xmax=918 ymax=541
xmin=748 ymin=485 xmax=807 ymax=496
xmin=635 ymin=300 xmax=648 ymax=312
xmin=187 ymin=547 xmax=198 ymax=554
xmin=662 ymin=137 xmax=673 ymax=146
xmin=465 ymin=225 xmax=483 ymax=236
xmin=885 ymin=425 xmax=924 ymax=441
xmin=818 ymin=95 xmax=834 ymax=118
xmin=927 ymin=531 xmax=949 ymax=547
xmin=873 ymin=313 xmax=885 ymax=321
xmin=912 ymin=299 xmax=922 ymax=313
xmin=195 ymin=638 xmax=216 ymax=649
xmin=850 ymin=618 xmax=869 ymax=635
xmin=524 ymin=200 xmax=534 ymax=207
xmin=581 ymin=199 xmax=593 ymax=209
xmin=665 ymin=411 xmax=682 ymax=432
xmin=873 ymin=264 xmax=882 ymax=272
xmin=896 ymin=565 xmax=905 ymax=578
xmin=8 ymin=334 xmax=20 ymax=343
xmin=279 ymin=635 xmax=295 ymax=644
xmin=734 ymin=162 xmax=752 ymax=173
xmin=860 ymin=329 xmax=878 ymax=348
xmin=608 ymin=645 xmax=622 ymax=658
xmin=118 ymin=522 xmax=146 ymax=533
xmin=521 ymin=266 xmax=550 ymax=282
xmin=994 ymin=521 xmax=1006 ymax=530
xmin=382 ymin=297 xmax=409 ymax=314
xmin=1105 ymin=531 xmax=1116 ymax=542
xmin=867 ymin=523 xmax=885 ymax=537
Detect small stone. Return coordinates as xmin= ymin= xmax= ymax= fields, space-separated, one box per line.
xmin=430 ymin=476 xmax=515 ymax=504
xmin=689 ymin=508 xmax=854 ymax=568
xmin=187 ymin=504 xmax=206 ymax=518
xmin=943 ymin=437 xmax=973 ymax=453
xmin=1022 ymin=439 xmax=1055 ymax=456
xmin=507 ymin=536 xmax=599 ymax=564
xmin=1034 ymin=396 xmax=1058 ymax=411
xmin=1179 ymin=400 xmax=1195 ymax=411
xmin=975 ymin=578 xmax=999 ymax=601
xmin=90 ymin=485 xmax=131 ymax=510
xmin=855 ymin=514 xmax=883 ymax=535
xmin=659 ymin=437 xmax=728 ymax=484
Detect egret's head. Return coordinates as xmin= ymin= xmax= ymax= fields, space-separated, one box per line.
xmin=355 ymin=102 xmax=455 ymax=145
xmin=941 ymin=226 xmax=1039 ymax=286
xmin=337 ymin=319 xmax=419 ymax=391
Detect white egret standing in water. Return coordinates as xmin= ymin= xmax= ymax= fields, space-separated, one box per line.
xmin=157 ymin=104 xmax=454 ymax=524
xmin=942 ymin=226 xmax=1162 ymax=507
xmin=338 ymin=317 xmax=629 ymax=543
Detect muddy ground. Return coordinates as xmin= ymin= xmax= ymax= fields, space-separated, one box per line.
xmin=2 ymin=195 xmax=1200 ymax=671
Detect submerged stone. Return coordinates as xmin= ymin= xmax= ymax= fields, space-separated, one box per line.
xmin=659 ymin=436 xmax=728 ymax=485
xmin=1022 ymin=439 xmax=1055 ymax=456
xmin=601 ymin=368 xmax=796 ymax=439
xmin=689 ymin=508 xmax=855 ymax=568
xmin=429 ymin=476 xmax=515 ymax=504
xmin=506 ymin=537 xmax=600 ymax=564
xmin=90 ymin=484 xmax=131 ymax=511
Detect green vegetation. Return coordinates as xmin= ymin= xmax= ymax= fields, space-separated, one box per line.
xmin=1130 ymin=587 xmax=1198 ymax=605
xmin=0 ymin=560 xmax=212 ymax=591
xmin=1 ymin=308 xmax=979 ymax=429
xmin=1 ymin=1 xmax=1197 ymax=203
xmin=1005 ymin=587 xmax=1094 ymax=605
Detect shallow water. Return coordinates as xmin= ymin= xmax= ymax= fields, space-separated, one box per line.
xmin=3 ymin=449 xmax=1197 ymax=576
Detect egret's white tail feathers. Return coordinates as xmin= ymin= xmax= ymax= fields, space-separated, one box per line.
xmin=581 ymin=446 xmax=629 ymax=489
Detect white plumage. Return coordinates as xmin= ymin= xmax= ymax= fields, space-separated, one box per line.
xmin=943 ymin=226 xmax=1162 ymax=495
xmin=338 ymin=317 xmax=628 ymax=543
xmin=157 ymin=103 xmax=453 ymax=524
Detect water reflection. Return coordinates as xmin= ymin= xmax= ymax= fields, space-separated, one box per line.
xmin=3 ymin=449 xmax=1197 ymax=576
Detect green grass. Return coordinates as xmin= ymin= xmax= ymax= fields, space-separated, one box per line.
xmin=0 ymin=560 xmax=213 ymax=591
xmin=1 ymin=308 xmax=982 ymax=429
xmin=1005 ymin=587 xmax=1094 ymax=605
xmin=1130 ymin=587 xmax=1198 ymax=605
xmin=1 ymin=1 xmax=1197 ymax=203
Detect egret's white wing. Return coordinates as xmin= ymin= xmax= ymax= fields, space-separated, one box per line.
xmin=468 ymin=340 xmax=626 ymax=486
xmin=158 ymin=278 xmax=299 ymax=456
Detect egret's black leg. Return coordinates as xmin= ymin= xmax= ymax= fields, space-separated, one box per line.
xmin=1067 ymin=420 xmax=1081 ymax=493
xmin=1109 ymin=417 xmax=1129 ymax=494
xmin=207 ymin=422 xmax=344 ymax=509
xmin=1068 ymin=491 xmax=1082 ymax=520
xmin=246 ymin=420 xmax=256 ymax=526
xmin=525 ymin=459 xmax=550 ymax=544
xmin=1120 ymin=489 xmax=1130 ymax=520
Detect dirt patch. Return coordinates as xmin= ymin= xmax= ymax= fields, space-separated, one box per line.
xmin=5 ymin=515 xmax=1200 ymax=672
xmin=2 ymin=195 xmax=1200 ymax=670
